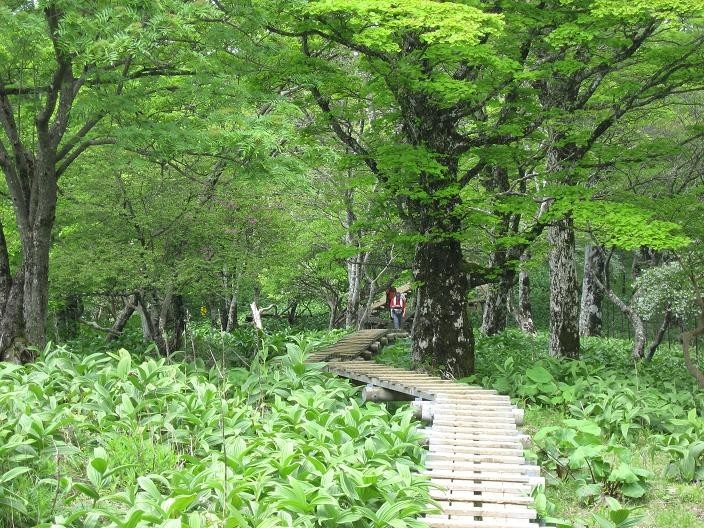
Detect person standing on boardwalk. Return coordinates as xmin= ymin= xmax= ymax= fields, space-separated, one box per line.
xmin=389 ymin=290 xmax=406 ymax=329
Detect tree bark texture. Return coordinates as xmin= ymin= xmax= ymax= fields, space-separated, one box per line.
xmin=580 ymin=244 xmax=606 ymax=336
xmin=548 ymin=218 xmax=580 ymax=358
xmin=346 ymin=254 xmax=367 ymax=328
xmin=412 ymin=237 xmax=474 ymax=378
xmin=514 ymin=250 xmax=536 ymax=334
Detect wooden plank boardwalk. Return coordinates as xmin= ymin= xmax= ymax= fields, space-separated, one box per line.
xmin=311 ymin=330 xmax=547 ymax=528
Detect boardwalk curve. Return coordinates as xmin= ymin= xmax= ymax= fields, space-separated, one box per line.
xmin=310 ymin=330 xmax=548 ymax=528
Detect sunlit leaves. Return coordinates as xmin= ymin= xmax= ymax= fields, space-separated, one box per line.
xmin=305 ymin=0 xmax=503 ymax=52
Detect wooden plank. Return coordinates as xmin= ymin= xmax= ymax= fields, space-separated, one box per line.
xmin=427 ymin=445 xmax=525 ymax=457
xmin=426 ymin=460 xmax=540 ymax=474
xmin=426 ymin=430 xmax=523 ymax=441
xmin=432 ymin=415 xmax=517 ymax=424
xmin=430 ymin=409 xmax=517 ymax=419
xmin=432 ymin=420 xmax=516 ymax=430
xmin=426 ymin=470 xmax=536 ymax=483
xmin=434 ymin=502 xmax=537 ymax=519
xmin=431 ymin=411 xmax=517 ymax=420
xmin=427 ymin=452 xmax=525 ymax=464
xmin=427 ymin=439 xmax=524 ymax=450
xmin=421 ymin=516 xmax=538 ymax=528
xmin=429 ymin=479 xmax=533 ymax=493
xmin=430 ymin=489 xmax=533 ymax=505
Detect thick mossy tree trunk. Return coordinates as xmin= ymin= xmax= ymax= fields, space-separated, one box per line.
xmin=580 ymin=244 xmax=606 ymax=336
xmin=0 ymin=156 xmax=58 ymax=360
xmin=412 ymin=222 xmax=474 ymax=378
xmin=549 ymin=218 xmax=580 ymax=358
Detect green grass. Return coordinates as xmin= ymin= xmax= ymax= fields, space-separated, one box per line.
xmin=375 ymin=337 xmax=413 ymax=370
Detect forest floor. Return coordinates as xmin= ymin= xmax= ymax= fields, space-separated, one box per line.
xmin=0 ymin=330 xmax=430 ymax=528
xmin=378 ymin=330 xmax=704 ymax=528
xmin=3 ymin=324 xmax=703 ymax=528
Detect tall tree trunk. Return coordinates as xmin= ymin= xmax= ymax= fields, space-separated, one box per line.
xmin=343 ymin=187 xmax=370 ymax=329
xmin=412 ymin=237 xmax=474 ymax=378
xmin=549 ymin=217 xmax=580 ymax=358
xmin=514 ymin=250 xmax=536 ymax=334
xmin=580 ymin=244 xmax=607 ymax=337
xmin=22 ymin=156 xmax=58 ymax=349
xmin=481 ymin=167 xmax=519 ymax=336
xmin=0 ymin=159 xmax=58 ymax=359
xmin=0 ymin=6 xmax=100 ymax=359
xmin=346 ymin=255 xmax=363 ymax=328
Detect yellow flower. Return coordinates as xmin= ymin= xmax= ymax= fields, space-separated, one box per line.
xmin=200 ymin=306 xmax=207 ymax=316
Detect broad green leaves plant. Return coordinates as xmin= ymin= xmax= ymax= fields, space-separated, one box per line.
xmin=0 ymin=334 xmax=431 ymax=527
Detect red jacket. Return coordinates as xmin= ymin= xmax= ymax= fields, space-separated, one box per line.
xmin=390 ymin=293 xmax=406 ymax=311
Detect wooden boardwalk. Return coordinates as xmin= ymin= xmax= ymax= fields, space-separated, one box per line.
xmin=312 ymin=330 xmax=546 ymax=528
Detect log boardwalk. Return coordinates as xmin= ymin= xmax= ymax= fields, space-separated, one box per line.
xmin=312 ymin=330 xmax=548 ymax=528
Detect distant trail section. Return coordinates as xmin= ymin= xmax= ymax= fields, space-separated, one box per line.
xmin=310 ymin=330 xmax=551 ymax=528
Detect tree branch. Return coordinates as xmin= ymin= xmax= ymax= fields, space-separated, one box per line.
xmin=55 ymin=138 xmax=117 ymax=179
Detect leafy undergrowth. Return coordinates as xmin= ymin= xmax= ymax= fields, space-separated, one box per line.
xmin=377 ymin=330 xmax=704 ymax=528
xmin=0 ymin=334 xmax=432 ymax=528
xmin=63 ymin=323 xmax=349 ymax=370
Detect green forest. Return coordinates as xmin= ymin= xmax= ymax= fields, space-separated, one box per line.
xmin=1 ymin=1 xmax=704 ymax=527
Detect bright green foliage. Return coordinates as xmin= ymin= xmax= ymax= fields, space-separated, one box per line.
xmin=470 ymin=332 xmax=704 ymax=503
xmin=304 ymin=0 xmax=503 ymax=52
xmin=655 ymin=409 xmax=704 ymax=482
xmin=0 ymin=336 xmax=432 ymax=527
xmin=534 ymin=419 xmax=652 ymax=500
